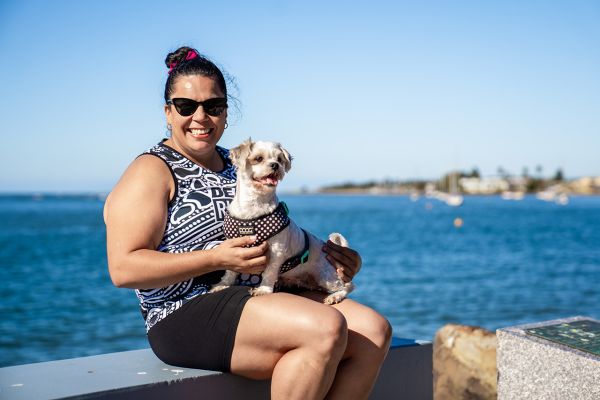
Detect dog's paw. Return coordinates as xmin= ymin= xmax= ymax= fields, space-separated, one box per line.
xmin=324 ymin=291 xmax=347 ymax=305
xmin=209 ymin=285 xmax=229 ymax=293
xmin=249 ymin=286 xmax=274 ymax=296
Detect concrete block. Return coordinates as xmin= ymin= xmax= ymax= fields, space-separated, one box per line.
xmin=0 ymin=337 xmax=432 ymax=400
xmin=497 ymin=316 xmax=600 ymax=400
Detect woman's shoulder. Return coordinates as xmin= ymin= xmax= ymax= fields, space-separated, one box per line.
xmin=132 ymin=152 xmax=173 ymax=176
xmin=106 ymin=148 xmax=175 ymax=207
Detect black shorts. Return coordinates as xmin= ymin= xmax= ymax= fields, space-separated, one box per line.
xmin=147 ymin=286 xmax=252 ymax=372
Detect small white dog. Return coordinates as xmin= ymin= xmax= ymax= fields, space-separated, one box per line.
xmin=211 ymin=139 xmax=354 ymax=304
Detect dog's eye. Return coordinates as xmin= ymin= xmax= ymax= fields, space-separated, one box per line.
xmin=255 ymin=156 xmax=263 ymax=162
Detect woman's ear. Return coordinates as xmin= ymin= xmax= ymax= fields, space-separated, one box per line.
xmin=164 ymin=104 xmax=173 ymax=130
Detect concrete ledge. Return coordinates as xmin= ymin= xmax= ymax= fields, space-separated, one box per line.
xmin=497 ymin=316 xmax=600 ymax=400
xmin=0 ymin=337 xmax=432 ymax=400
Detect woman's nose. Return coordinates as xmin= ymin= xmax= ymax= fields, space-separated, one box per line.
xmin=192 ymin=105 xmax=208 ymax=120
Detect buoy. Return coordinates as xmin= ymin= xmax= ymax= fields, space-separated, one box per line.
xmin=454 ymin=217 xmax=463 ymax=228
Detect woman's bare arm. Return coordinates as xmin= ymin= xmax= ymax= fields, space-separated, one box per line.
xmin=104 ymin=155 xmax=267 ymax=289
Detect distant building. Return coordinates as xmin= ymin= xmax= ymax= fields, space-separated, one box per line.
xmin=569 ymin=177 xmax=600 ymax=194
xmin=459 ymin=177 xmax=509 ymax=194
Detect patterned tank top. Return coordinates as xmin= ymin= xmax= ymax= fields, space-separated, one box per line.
xmin=137 ymin=141 xmax=260 ymax=331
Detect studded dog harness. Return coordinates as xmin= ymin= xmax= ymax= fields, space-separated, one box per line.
xmin=223 ymin=202 xmax=310 ymax=273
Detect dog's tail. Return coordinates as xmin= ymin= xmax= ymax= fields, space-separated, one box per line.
xmin=328 ymin=232 xmax=349 ymax=247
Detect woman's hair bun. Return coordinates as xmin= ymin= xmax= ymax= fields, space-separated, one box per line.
xmin=164 ymin=46 xmax=199 ymax=69
xmin=163 ymin=45 xmax=230 ymax=103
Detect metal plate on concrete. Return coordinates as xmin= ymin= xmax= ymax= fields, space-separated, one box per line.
xmin=525 ymin=319 xmax=600 ymax=356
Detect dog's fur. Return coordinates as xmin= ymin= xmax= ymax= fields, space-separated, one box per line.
xmin=210 ymin=139 xmax=354 ymax=304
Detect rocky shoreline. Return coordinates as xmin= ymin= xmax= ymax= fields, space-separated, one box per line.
xmin=318 ymin=175 xmax=600 ymax=196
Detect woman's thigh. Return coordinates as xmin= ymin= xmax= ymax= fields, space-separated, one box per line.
xmin=230 ymin=292 xmax=347 ymax=379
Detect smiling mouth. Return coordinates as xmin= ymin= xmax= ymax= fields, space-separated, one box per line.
xmin=188 ymin=128 xmax=213 ymax=137
xmin=254 ymin=173 xmax=280 ymax=187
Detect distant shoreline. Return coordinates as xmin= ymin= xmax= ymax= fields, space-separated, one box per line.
xmin=311 ymin=190 xmax=600 ymax=197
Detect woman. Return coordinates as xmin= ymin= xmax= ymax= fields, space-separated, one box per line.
xmin=104 ymin=46 xmax=391 ymax=400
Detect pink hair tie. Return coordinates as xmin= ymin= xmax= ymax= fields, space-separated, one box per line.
xmin=185 ymin=50 xmax=198 ymax=61
xmin=168 ymin=51 xmax=199 ymax=74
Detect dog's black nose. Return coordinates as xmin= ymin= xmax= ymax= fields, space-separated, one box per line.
xmin=270 ymin=163 xmax=279 ymax=171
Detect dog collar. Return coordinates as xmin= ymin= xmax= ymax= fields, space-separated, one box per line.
xmin=223 ymin=201 xmax=310 ymax=272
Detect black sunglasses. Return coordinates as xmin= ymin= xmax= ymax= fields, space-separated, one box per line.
xmin=167 ymin=97 xmax=228 ymax=117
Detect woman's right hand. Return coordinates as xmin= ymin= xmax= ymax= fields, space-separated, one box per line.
xmin=211 ymin=236 xmax=269 ymax=274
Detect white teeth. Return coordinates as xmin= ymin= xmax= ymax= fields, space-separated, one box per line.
xmin=190 ymin=128 xmax=211 ymax=135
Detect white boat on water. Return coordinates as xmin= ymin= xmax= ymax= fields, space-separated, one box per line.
xmin=536 ymin=190 xmax=556 ymax=202
xmin=424 ymin=175 xmax=463 ymax=206
xmin=536 ymin=190 xmax=570 ymax=205
xmin=445 ymin=173 xmax=463 ymax=207
xmin=445 ymin=194 xmax=464 ymax=207
xmin=501 ymin=191 xmax=525 ymax=200
xmin=556 ymin=193 xmax=569 ymax=205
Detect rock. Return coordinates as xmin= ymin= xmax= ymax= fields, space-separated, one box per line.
xmin=433 ymin=324 xmax=497 ymax=400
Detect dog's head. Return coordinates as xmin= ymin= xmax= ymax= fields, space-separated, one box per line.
xmin=229 ymin=139 xmax=292 ymax=192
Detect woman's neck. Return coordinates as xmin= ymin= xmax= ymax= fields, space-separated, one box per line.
xmin=164 ymin=138 xmax=223 ymax=172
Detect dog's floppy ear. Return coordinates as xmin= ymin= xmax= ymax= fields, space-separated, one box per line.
xmin=229 ymin=138 xmax=254 ymax=168
xmin=278 ymin=143 xmax=293 ymax=172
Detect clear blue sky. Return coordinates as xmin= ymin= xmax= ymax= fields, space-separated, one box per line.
xmin=1 ymin=0 xmax=599 ymax=192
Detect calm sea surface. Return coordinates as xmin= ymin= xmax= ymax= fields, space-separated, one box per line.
xmin=1 ymin=194 xmax=599 ymax=367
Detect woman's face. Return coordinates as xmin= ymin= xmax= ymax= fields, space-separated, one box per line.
xmin=164 ymin=74 xmax=227 ymax=160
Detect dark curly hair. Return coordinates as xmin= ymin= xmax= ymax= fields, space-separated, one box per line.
xmin=163 ymin=46 xmax=229 ymax=103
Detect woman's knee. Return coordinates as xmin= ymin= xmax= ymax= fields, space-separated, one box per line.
xmin=372 ymin=313 xmax=392 ymax=350
xmin=352 ymin=309 xmax=393 ymax=353
xmin=302 ymin=307 xmax=348 ymax=357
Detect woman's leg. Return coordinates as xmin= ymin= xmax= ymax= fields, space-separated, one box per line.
xmin=229 ymin=292 xmax=348 ymax=400
xmin=300 ymin=291 xmax=393 ymax=400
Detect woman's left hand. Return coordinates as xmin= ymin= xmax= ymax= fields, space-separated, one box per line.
xmin=323 ymin=241 xmax=362 ymax=282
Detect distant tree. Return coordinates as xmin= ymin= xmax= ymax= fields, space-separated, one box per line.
xmin=414 ymin=181 xmax=426 ymax=190
xmin=535 ymin=165 xmax=543 ymax=178
xmin=522 ymin=166 xmax=529 ymax=178
xmin=497 ymin=166 xmax=508 ymax=178
xmin=469 ymin=167 xmax=480 ymax=178
xmin=526 ymin=179 xmax=545 ymax=193
xmin=554 ymin=168 xmax=564 ymax=182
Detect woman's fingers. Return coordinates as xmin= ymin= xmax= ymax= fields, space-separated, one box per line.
xmin=324 ymin=241 xmax=361 ymax=268
xmin=324 ymin=243 xmax=354 ymax=266
xmin=238 ymin=241 xmax=268 ymax=261
xmin=325 ymin=254 xmax=353 ymax=282
xmin=224 ymin=237 xmax=269 ymax=258
xmin=323 ymin=241 xmax=362 ymax=281
xmin=226 ymin=235 xmax=259 ymax=248
xmin=216 ymin=237 xmax=269 ymax=273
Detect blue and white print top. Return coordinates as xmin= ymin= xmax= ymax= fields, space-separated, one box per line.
xmin=137 ymin=141 xmax=238 ymax=331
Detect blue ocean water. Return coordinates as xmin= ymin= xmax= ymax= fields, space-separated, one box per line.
xmin=1 ymin=194 xmax=599 ymax=368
